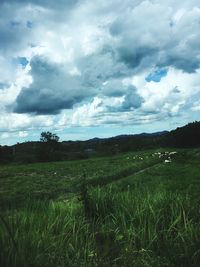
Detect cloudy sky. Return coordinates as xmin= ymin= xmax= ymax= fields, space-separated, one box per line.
xmin=0 ymin=0 xmax=200 ymax=144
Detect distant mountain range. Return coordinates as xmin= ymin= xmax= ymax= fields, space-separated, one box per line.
xmin=0 ymin=121 xmax=199 ymax=164
xmin=110 ymin=131 xmax=169 ymax=139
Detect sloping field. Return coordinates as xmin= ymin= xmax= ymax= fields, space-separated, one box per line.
xmin=0 ymin=148 xmax=200 ymax=266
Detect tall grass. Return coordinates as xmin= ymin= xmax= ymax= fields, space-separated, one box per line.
xmin=1 ymin=183 xmax=199 ymax=267
xmin=0 ymin=199 xmax=95 ymax=267
xmin=88 ymin=185 xmax=200 ymax=266
xmin=0 ymin=149 xmax=200 ymax=266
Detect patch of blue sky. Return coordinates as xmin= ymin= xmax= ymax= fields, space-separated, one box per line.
xmin=18 ymin=57 xmax=29 ymax=68
xmin=145 ymin=68 xmax=168 ymax=83
xmin=0 ymin=82 xmax=9 ymax=90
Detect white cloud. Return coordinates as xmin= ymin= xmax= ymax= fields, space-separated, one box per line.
xmin=0 ymin=132 xmax=10 ymax=139
xmin=18 ymin=131 xmax=28 ymax=138
xmin=0 ymin=113 xmax=54 ymax=132
xmin=72 ymin=97 xmax=105 ymax=126
xmin=0 ymin=0 xmax=200 ymax=143
xmin=140 ymin=68 xmax=200 ymax=114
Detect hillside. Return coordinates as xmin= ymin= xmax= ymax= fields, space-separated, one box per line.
xmin=0 ymin=121 xmax=199 ymax=164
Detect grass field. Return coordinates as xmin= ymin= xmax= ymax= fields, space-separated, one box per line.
xmin=0 ymin=148 xmax=200 ymax=266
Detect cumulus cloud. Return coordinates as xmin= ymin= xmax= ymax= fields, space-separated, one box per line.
xmin=109 ymin=0 xmax=200 ymax=73
xmin=0 ymin=0 xmax=200 ymax=143
xmin=13 ymin=56 xmax=95 ymax=114
xmin=18 ymin=131 xmax=28 ymax=138
xmin=122 ymin=86 xmax=144 ymax=111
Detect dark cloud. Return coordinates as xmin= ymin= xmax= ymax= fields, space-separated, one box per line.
xmin=117 ymin=46 xmax=157 ymax=69
xmin=77 ymin=49 xmax=130 ymax=88
xmin=13 ymin=57 xmax=93 ymax=115
xmin=100 ymin=79 xmax=126 ymax=97
xmin=105 ymin=85 xmax=144 ymax=113
xmin=13 ymin=89 xmax=77 ymax=115
xmin=0 ymin=24 xmax=29 ymax=52
xmin=159 ymin=55 xmax=200 ymax=74
xmin=122 ymin=86 xmax=144 ymax=110
xmin=13 ymin=49 xmax=131 ymax=115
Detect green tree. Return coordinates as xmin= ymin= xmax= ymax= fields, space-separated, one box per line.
xmin=38 ymin=132 xmax=60 ymax=162
xmin=40 ymin=131 xmax=59 ymax=143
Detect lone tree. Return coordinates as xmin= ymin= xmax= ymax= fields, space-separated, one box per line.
xmin=38 ymin=131 xmax=60 ymax=162
xmin=40 ymin=131 xmax=59 ymax=143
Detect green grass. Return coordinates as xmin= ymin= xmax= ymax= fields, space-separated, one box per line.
xmin=0 ymin=148 xmax=200 ymax=266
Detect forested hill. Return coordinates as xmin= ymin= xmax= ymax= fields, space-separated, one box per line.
xmin=0 ymin=121 xmax=200 ymax=164
xmin=164 ymin=121 xmax=200 ymax=147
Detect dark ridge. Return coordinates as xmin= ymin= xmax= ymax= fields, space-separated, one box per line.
xmin=0 ymin=121 xmax=199 ymax=164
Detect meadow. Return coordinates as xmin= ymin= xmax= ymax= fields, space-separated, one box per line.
xmin=0 ymin=148 xmax=200 ymax=266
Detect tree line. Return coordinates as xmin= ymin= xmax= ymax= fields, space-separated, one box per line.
xmin=0 ymin=121 xmax=200 ymax=164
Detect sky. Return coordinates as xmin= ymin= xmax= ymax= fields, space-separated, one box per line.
xmin=0 ymin=0 xmax=200 ymax=145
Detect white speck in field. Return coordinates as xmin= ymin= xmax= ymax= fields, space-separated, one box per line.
xmin=169 ymin=151 xmax=177 ymax=155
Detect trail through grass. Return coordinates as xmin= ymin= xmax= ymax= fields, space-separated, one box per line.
xmin=0 ymin=148 xmax=200 ymax=266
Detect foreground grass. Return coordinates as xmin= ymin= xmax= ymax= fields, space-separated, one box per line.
xmin=0 ymin=148 xmax=200 ymax=266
